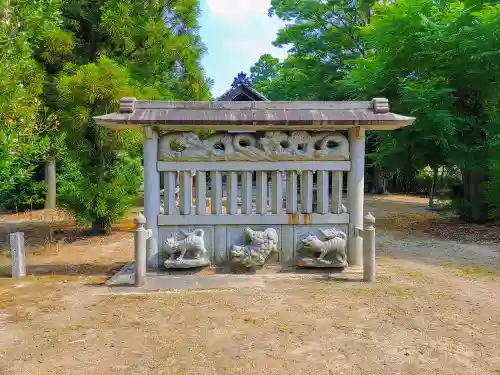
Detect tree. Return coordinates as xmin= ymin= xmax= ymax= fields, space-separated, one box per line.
xmin=263 ymin=0 xmax=376 ymax=100
xmin=250 ymin=54 xmax=280 ymax=88
xmin=0 ymin=0 xmax=56 ymax=210
xmin=44 ymin=0 xmax=209 ymax=233
xmin=1 ymin=1 xmax=211 ymax=220
xmin=345 ymin=0 xmax=500 ymax=221
xmin=57 ymin=57 xmax=141 ymax=233
xmin=5 ymin=0 xmax=75 ymax=209
xmin=252 ymin=0 xmax=389 ymax=189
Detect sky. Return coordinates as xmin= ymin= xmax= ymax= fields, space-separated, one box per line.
xmin=199 ymin=0 xmax=288 ymax=97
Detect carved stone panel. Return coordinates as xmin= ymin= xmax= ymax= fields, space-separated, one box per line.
xmin=294 ymin=225 xmax=349 ymax=268
xmin=158 ymin=131 xmax=349 ymax=161
xmin=227 ymin=225 xmax=282 ymax=268
xmin=158 ymin=226 xmax=214 ymax=269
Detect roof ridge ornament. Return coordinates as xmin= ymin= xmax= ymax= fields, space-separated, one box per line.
xmin=120 ymin=97 xmax=137 ymax=113
xmin=231 ymin=72 xmax=253 ymax=88
xmin=372 ymin=98 xmax=389 ymax=114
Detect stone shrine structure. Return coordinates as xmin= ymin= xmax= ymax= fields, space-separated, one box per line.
xmin=95 ymin=88 xmax=414 ymax=274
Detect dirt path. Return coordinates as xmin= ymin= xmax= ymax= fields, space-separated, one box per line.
xmin=1 ymin=195 xmax=500 ymax=374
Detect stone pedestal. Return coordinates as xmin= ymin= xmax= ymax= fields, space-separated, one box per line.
xmin=164 ymin=258 xmax=210 ymax=269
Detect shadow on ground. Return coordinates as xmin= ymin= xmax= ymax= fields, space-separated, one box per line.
xmin=0 ymin=262 xmax=127 ymax=278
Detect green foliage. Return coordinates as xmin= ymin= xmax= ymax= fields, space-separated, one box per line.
xmin=58 ymin=149 xmax=141 ymax=232
xmin=96 ymin=0 xmax=211 ymax=100
xmin=345 ymin=0 xmax=500 ymax=221
xmin=413 ymin=166 xmax=461 ymax=195
xmin=1 ymin=0 xmax=210 ymax=230
xmin=52 ymin=0 xmax=210 ymax=232
xmin=0 ymin=125 xmax=49 ymax=210
xmin=57 ymin=57 xmax=142 ymax=232
xmin=251 ymin=0 xmax=500 ymax=222
xmin=251 ymin=0 xmax=376 ymax=100
xmin=250 ymin=54 xmax=280 ymax=87
xmin=0 ymin=0 xmax=56 ymax=211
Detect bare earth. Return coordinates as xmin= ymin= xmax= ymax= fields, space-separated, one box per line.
xmin=1 ymin=195 xmax=500 ymax=375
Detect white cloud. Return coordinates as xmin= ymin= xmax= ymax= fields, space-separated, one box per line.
xmin=206 ymin=0 xmax=271 ymax=20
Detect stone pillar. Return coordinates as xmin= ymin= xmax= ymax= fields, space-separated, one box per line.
xmin=363 ymin=212 xmax=376 ymax=282
xmin=134 ymin=213 xmax=150 ymax=287
xmin=143 ymin=126 xmax=160 ymax=268
xmin=9 ymin=232 xmax=26 ymax=277
xmin=347 ymin=127 xmax=365 ymax=266
xmin=44 ymin=156 xmax=56 ymax=209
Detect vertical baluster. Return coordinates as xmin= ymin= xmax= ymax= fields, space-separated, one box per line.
xmin=210 ymin=171 xmax=222 ymax=215
xmin=286 ymin=171 xmax=298 ymax=213
xmin=256 ymin=171 xmax=267 ymax=214
xmin=271 ymin=171 xmax=283 ymax=214
xmin=221 ymin=172 xmax=227 ymax=199
xmin=241 ymin=171 xmax=253 ymax=214
xmin=301 ymin=170 xmax=313 ymax=214
xmin=195 ymin=171 xmax=206 ymax=215
xmin=331 ymin=171 xmax=343 ymax=213
xmin=227 ymin=171 xmax=238 ymax=214
xmin=317 ymin=170 xmax=329 ymax=214
xmin=179 ymin=171 xmax=192 ymax=215
xmin=163 ymin=171 xmax=177 ymax=215
xmin=281 ymin=171 xmax=287 ymax=201
xmin=267 ymin=177 xmax=272 ymax=205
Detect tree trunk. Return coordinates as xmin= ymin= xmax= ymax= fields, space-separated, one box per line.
xmin=91 ymin=217 xmax=112 ymax=235
xmin=460 ymin=170 xmax=489 ymax=223
xmin=428 ymin=166 xmax=439 ymax=208
xmin=371 ymin=165 xmax=388 ymax=194
xmin=44 ymin=156 xmax=56 ymax=209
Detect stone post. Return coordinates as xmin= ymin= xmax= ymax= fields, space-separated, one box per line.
xmin=363 ymin=212 xmax=376 ymax=282
xmin=347 ymin=127 xmax=365 ymax=266
xmin=134 ymin=213 xmax=151 ymax=287
xmin=143 ymin=126 xmax=160 ymax=268
xmin=9 ymin=232 xmax=26 ymax=277
xmin=44 ymin=156 xmax=56 ymax=209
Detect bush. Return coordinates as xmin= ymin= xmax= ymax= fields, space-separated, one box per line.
xmin=412 ymin=166 xmax=462 ymax=197
xmin=0 ymin=125 xmax=49 ymax=211
xmin=58 ymin=58 xmax=143 ymax=233
xmin=58 ymin=152 xmax=142 ymax=233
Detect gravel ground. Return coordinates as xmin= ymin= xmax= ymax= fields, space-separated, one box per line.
xmin=1 ymin=195 xmax=499 ymax=375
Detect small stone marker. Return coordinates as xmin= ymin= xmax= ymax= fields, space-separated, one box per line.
xmin=134 ymin=213 xmax=151 ymax=287
xmin=9 ymin=232 xmax=26 ymax=277
xmin=363 ymin=213 xmax=376 ymax=282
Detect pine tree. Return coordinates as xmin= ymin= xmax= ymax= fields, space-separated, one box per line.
xmin=51 ymin=0 xmax=211 ymax=232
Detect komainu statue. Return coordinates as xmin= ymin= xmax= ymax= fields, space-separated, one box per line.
xmin=163 ymin=229 xmax=210 ymax=269
xmin=296 ymin=228 xmax=348 ymax=268
xmin=231 ymin=227 xmax=279 ymax=268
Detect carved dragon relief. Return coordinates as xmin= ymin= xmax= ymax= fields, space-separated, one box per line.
xmin=158 ymin=131 xmax=349 ymax=161
xmin=296 ymin=228 xmax=348 ymax=268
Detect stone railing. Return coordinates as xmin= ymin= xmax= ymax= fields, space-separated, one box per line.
xmin=154 ymin=130 xmax=351 ymax=270
xmin=95 ymin=97 xmax=414 ymax=280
